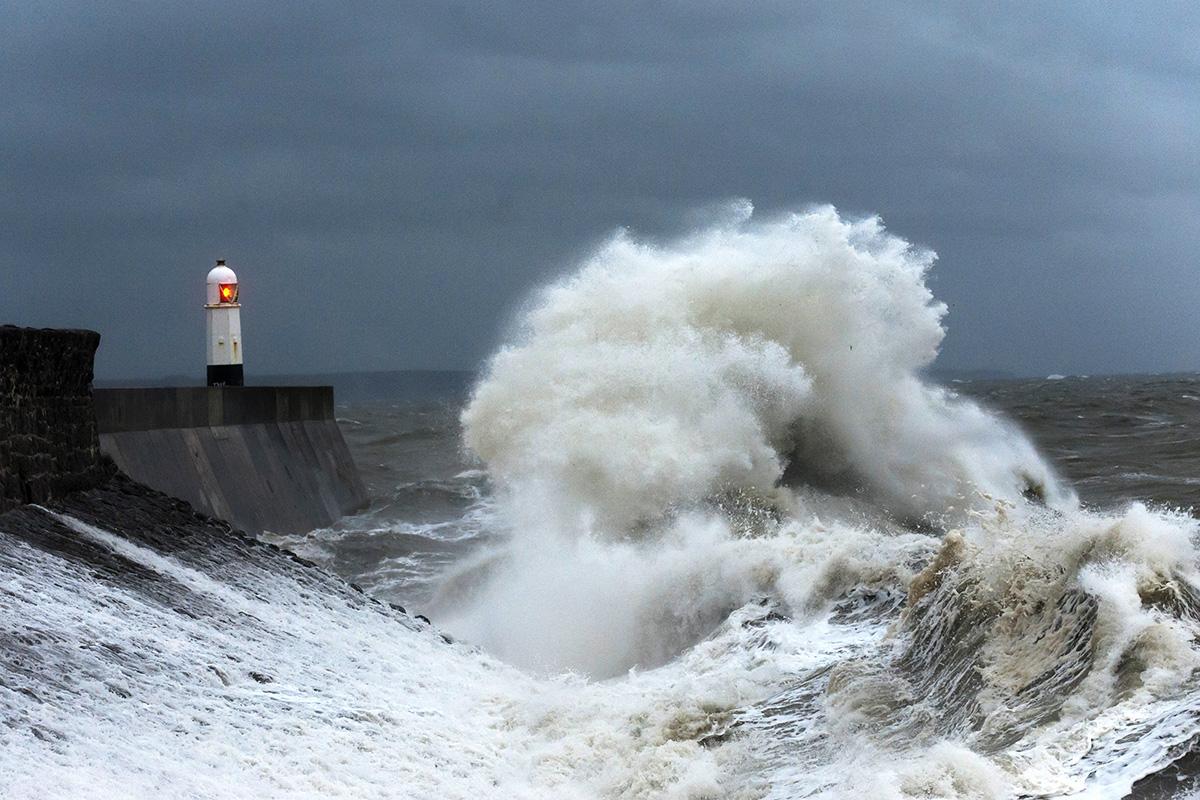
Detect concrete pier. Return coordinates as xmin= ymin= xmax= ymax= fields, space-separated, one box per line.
xmin=95 ymin=386 xmax=369 ymax=536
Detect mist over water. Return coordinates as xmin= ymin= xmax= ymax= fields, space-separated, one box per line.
xmin=8 ymin=204 xmax=1200 ymax=798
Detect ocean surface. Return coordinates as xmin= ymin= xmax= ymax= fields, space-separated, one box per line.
xmin=256 ymin=372 xmax=1200 ymax=799
xmin=9 ymin=207 xmax=1200 ymax=798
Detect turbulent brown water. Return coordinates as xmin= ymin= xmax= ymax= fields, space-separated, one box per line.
xmin=260 ymin=370 xmax=1200 ymax=799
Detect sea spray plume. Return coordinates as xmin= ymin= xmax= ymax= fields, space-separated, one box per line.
xmin=446 ymin=203 xmax=1066 ymax=676
xmin=462 ymin=202 xmax=1068 ymax=535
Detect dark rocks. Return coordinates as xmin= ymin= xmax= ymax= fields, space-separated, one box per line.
xmin=1128 ymin=736 xmax=1200 ymax=799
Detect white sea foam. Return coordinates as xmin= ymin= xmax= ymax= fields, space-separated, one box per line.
xmin=0 ymin=512 xmax=778 ymax=800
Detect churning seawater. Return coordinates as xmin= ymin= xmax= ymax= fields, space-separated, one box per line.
xmin=265 ymin=207 xmax=1200 ymax=799
xmin=8 ymin=205 xmax=1200 ymax=798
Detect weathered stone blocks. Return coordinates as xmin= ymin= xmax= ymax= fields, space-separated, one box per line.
xmin=0 ymin=326 xmax=115 ymax=512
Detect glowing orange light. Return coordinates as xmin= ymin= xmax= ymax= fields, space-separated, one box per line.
xmin=219 ymin=283 xmax=238 ymax=303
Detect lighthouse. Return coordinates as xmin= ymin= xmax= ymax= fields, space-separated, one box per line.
xmin=205 ymin=259 xmax=244 ymax=386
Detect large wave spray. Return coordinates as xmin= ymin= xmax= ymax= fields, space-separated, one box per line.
xmin=427 ymin=203 xmax=1200 ymax=797
xmin=464 ymin=203 xmax=1064 ymax=534
xmin=445 ymin=204 xmax=1069 ymax=675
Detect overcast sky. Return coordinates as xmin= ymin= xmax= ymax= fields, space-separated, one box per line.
xmin=3 ymin=1 xmax=1198 ymax=379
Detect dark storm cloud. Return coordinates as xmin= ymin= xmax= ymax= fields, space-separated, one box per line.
xmin=3 ymin=1 xmax=1198 ymax=378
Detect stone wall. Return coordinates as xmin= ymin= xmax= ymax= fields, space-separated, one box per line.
xmin=0 ymin=326 xmax=115 ymax=512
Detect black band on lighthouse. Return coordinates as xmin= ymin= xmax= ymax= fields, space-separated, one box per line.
xmin=207 ymin=364 xmax=244 ymax=387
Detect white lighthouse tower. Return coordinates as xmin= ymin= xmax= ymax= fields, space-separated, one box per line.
xmin=205 ymin=259 xmax=244 ymax=386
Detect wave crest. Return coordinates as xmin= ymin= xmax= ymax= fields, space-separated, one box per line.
xmin=463 ymin=203 xmax=1068 ymax=535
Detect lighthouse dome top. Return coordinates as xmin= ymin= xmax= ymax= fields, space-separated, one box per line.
xmin=207 ymin=260 xmax=237 ymax=285
xmin=206 ymin=259 xmax=240 ymax=305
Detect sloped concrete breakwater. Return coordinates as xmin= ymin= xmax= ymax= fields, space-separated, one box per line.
xmin=0 ymin=471 xmax=424 ymax=692
xmin=95 ymin=386 xmax=368 ymax=536
xmin=0 ymin=471 xmax=485 ymax=799
xmin=0 ymin=477 xmax=463 ymax=798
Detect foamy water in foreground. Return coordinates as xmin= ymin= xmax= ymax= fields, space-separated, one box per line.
xmin=7 ymin=205 xmax=1200 ymax=798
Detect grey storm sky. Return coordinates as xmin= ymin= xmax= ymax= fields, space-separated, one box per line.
xmin=2 ymin=2 xmax=1198 ymax=379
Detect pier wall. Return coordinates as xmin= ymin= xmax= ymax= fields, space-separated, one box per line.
xmin=0 ymin=326 xmax=115 ymax=512
xmin=1 ymin=325 xmax=367 ymax=536
xmin=95 ymin=386 xmax=369 ymax=536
